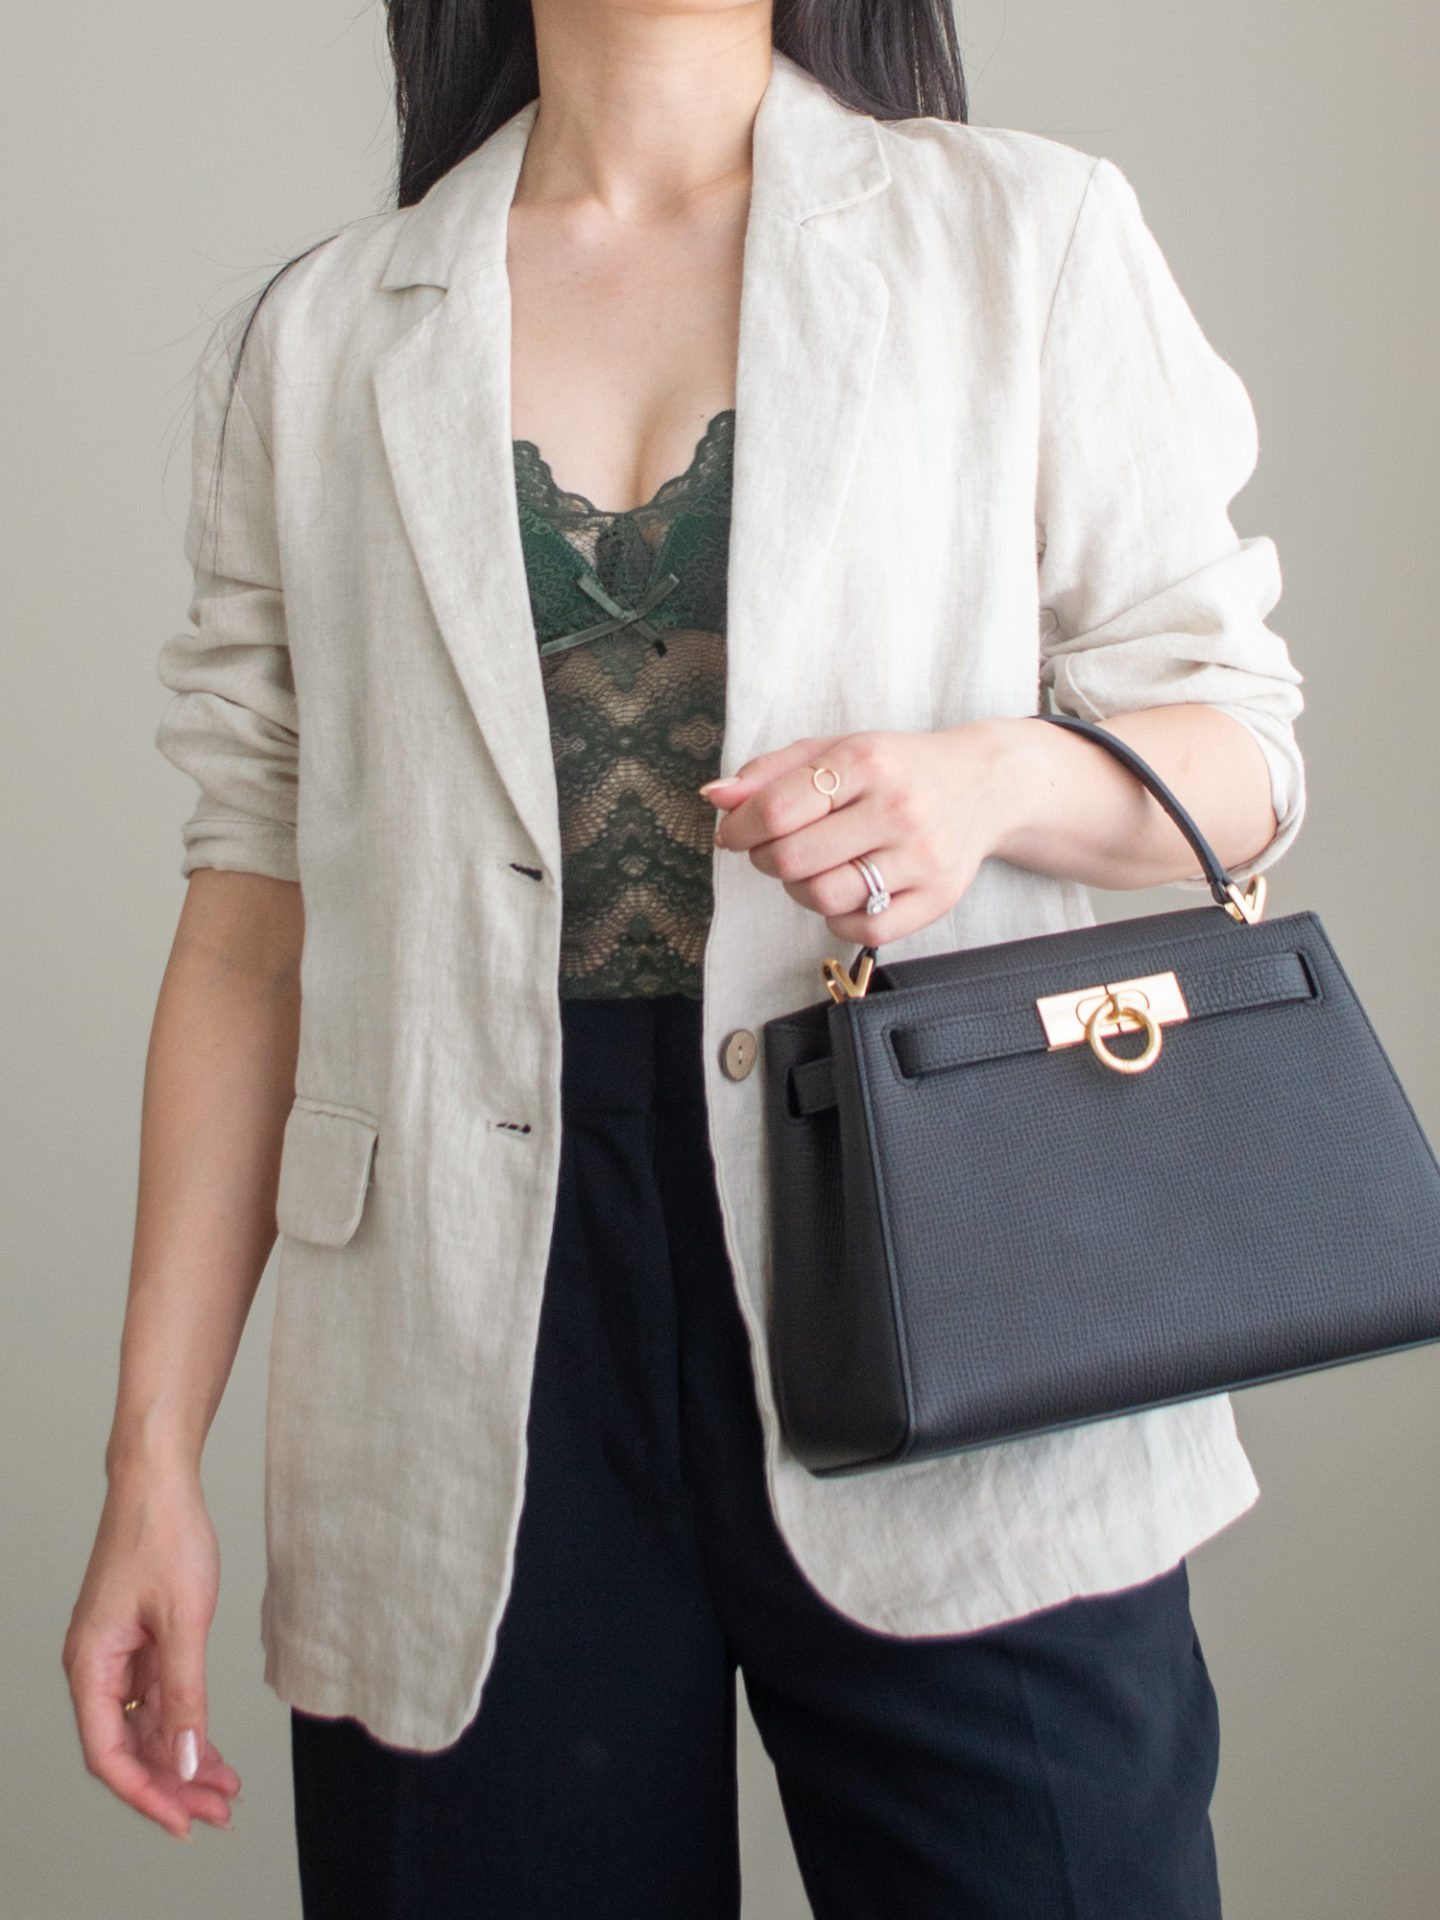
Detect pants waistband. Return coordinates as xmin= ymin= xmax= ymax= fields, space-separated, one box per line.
xmin=559 ymin=995 xmax=707 ymax=1114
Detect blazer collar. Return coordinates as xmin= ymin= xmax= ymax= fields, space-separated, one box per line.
xmin=380 ymin=49 xmax=890 ymax=293
xmin=373 ymin=52 xmax=893 ymax=870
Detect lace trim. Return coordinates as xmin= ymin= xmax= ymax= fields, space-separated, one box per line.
xmin=512 ymin=409 xmax=735 ymax=528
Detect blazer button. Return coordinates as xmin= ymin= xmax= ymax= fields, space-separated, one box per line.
xmin=720 ymin=1029 xmax=759 ymax=1082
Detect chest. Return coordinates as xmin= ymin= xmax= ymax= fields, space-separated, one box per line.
xmin=504 ymin=187 xmax=747 ymax=514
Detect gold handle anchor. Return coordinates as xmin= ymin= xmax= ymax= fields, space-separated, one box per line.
xmin=822 ymin=949 xmax=876 ymax=1004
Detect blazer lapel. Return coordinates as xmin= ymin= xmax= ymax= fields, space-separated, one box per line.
xmin=723 ymin=55 xmax=891 ymax=767
xmin=724 ymin=230 xmax=889 ymax=768
xmin=372 ymin=54 xmax=892 ymax=853
xmin=373 ymin=102 xmax=559 ymax=869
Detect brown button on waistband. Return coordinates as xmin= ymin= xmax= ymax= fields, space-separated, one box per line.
xmin=720 ymin=1029 xmax=758 ymax=1082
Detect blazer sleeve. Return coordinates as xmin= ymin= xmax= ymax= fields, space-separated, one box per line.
xmin=1035 ymin=157 xmax=1305 ymax=880
xmin=154 ymin=309 xmax=300 ymax=881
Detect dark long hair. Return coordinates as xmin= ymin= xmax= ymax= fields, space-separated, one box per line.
xmin=387 ymin=0 xmax=966 ymax=208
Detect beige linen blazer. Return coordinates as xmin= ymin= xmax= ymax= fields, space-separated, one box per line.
xmin=156 ymin=50 xmax=1305 ymax=1750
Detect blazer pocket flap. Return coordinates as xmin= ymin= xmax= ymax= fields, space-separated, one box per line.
xmin=275 ymin=1101 xmax=379 ymax=1247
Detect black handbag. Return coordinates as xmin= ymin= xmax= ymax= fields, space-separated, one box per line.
xmin=762 ymin=715 xmax=1440 ymax=1476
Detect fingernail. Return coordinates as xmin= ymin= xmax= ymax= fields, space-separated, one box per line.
xmin=176 ymin=1729 xmax=199 ymax=1782
xmin=698 ymin=777 xmax=739 ymax=797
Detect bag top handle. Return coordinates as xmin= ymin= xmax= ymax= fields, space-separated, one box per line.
xmin=1038 ymin=714 xmax=1265 ymax=924
xmin=825 ymin=712 xmax=1266 ymax=1003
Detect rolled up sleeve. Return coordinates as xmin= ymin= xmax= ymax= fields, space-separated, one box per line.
xmin=155 ymin=312 xmax=299 ymax=881
xmin=1036 ymin=159 xmax=1305 ymax=880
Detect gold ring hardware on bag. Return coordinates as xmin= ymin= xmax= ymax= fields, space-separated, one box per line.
xmin=1036 ymin=970 xmax=1188 ymax=1076
xmin=822 ymin=949 xmax=876 ymax=1004
xmin=1084 ymin=993 xmax=1163 ymax=1074
xmin=1223 ymin=874 xmax=1268 ymax=925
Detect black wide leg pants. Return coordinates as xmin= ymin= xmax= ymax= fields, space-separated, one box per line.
xmin=292 ymin=996 xmax=1223 ymax=1919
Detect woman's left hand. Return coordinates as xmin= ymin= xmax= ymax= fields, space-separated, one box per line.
xmin=705 ymin=724 xmax=1017 ymax=946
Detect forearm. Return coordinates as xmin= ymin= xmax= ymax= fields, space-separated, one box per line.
xmin=985 ymin=704 xmax=1278 ymax=890
xmin=107 ymin=870 xmax=303 ymax=1483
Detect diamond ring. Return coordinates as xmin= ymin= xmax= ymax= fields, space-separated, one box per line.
xmin=852 ymin=856 xmax=891 ymax=917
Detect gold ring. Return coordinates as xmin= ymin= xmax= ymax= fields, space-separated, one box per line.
xmin=809 ymin=765 xmax=841 ymax=803
xmin=122 ymin=1697 xmax=143 ymax=1716
xmin=1085 ymin=993 xmax=1163 ymax=1076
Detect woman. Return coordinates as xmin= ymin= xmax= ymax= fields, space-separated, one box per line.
xmin=64 ymin=0 xmax=1304 ymax=1910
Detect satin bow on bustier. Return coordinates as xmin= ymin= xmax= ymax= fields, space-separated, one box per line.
xmin=536 ymin=569 xmax=681 ymax=658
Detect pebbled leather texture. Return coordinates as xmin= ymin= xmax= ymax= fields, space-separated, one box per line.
xmin=764 ymin=903 xmax=1440 ymax=1475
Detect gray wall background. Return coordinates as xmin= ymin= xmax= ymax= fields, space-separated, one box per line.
xmin=3 ymin=2 xmax=1436 ymax=1913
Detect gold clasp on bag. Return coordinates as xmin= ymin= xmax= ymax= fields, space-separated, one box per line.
xmin=1036 ymin=970 xmax=1189 ymax=1076
xmin=1084 ymin=993 xmax=1163 ymax=1074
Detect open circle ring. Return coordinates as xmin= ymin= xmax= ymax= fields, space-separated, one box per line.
xmin=809 ymin=765 xmax=842 ymax=806
xmin=852 ymin=856 xmax=891 ymax=917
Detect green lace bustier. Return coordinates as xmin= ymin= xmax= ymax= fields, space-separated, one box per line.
xmin=513 ymin=411 xmax=733 ymax=1000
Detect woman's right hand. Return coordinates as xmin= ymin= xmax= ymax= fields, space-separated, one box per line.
xmin=63 ymin=872 xmax=302 ymax=1837
xmin=63 ymin=1464 xmax=241 ymax=1838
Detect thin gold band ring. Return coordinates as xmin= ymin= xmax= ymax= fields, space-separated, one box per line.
xmin=809 ymin=764 xmax=841 ymax=804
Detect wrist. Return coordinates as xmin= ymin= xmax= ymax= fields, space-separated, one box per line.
xmin=962 ymin=717 xmax=1049 ymax=863
xmin=105 ymin=1409 xmax=206 ymax=1489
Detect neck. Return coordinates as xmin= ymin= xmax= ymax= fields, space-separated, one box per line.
xmin=517 ymin=0 xmax=774 ymax=219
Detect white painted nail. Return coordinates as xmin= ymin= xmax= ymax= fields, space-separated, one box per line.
xmin=176 ymin=1729 xmax=199 ymax=1782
